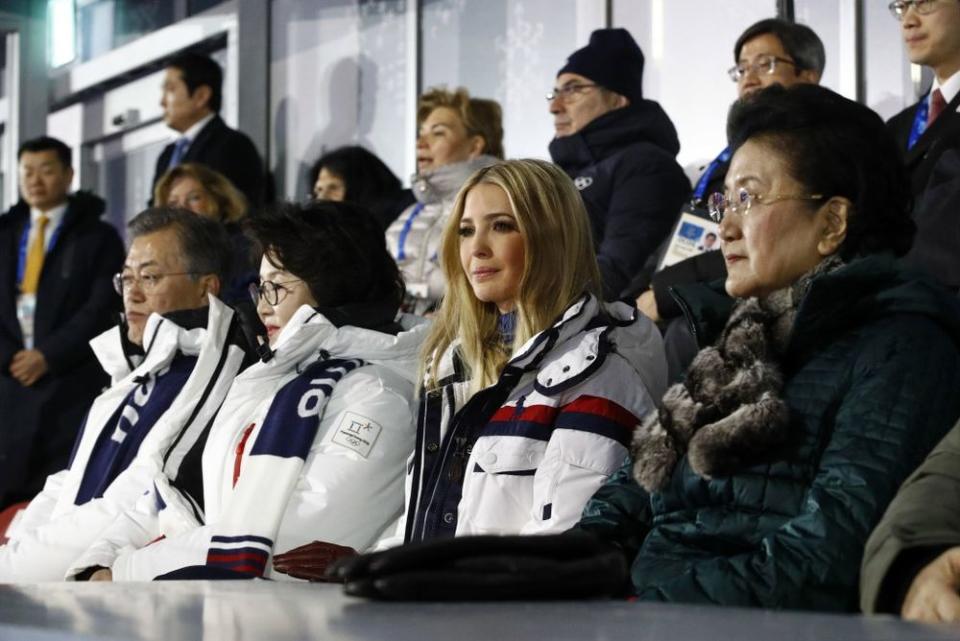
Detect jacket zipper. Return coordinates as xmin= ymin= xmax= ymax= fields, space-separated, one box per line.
xmin=668 ymin=285 xmax=702 ymax=347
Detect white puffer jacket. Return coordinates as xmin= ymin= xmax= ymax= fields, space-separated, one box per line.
xmin=68 ymin=305 xmax=427 ymax=581
xmin=385 ymin=156 xmax=498 ymax=314
xmin=0 ymin=296 xmax=247 ymax=581
xmin=377 ymin=294 xmax=667 ymax=548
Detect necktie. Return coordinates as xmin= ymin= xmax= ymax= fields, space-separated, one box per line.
xmin=928 ymin=89 xmax=947 ymax=128
xmin=21 ymin=215 xmax=49 ymax=294
xmin=167 ymin=137 xmax=191 ymax=169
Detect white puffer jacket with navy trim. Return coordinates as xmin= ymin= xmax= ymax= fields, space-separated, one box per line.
xmin=377 ymin=293 xmax=667 ymax=548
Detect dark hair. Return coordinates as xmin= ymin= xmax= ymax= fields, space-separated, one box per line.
xmin=245 ymin=200 xmax=405 ymax=311
xmin=309 ymin=145 xmax=402 ymax=207
xmin=727 ymin=84 xmax=914 ymax=259
xmin=167 ymin=53 xmax=222 ymax=113
xmin=18 ymin=136 xmax=71 ymax=168
xmin=734 ymin=19 xmax=826 ymax=77
xmin=128 ymin=207 xmax=232 ymax=283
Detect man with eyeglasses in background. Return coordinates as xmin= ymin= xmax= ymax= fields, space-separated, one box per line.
xmin=885 ymin=0 xmax=960 ymax=290
xmin=856 ymin=0 xmax=960 ymax=625
xmin=631 ymin=18 xmax=824 ymax=381
xmin=548 ymin=28 xmax=690 ymax=301
xmin=0 ymin=136 xmax=124 ymax=514
xmin=0 ymin=208 xmax=257 ymax=582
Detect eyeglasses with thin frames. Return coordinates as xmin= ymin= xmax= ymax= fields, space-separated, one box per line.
xmin=888 ymin=0 xmax=943 ymax=20
xmin=545 ymin=83 xmax=600 ymax=103
xmin=707 ymin=189 xmax=825 ymax=223
xmin=728 ymin=55 xmax=801 ymax=82
xmin=249 ymin=279 xmax=304 ymax=306
xmin=113 ymin=271 xmax=197 ymax=295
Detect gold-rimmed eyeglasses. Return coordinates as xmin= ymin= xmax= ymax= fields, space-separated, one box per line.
xmin=707 ymin=189 xmax=825 ymax=223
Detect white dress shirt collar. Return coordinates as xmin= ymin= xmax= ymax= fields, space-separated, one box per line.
xmin=180 ymin=112 xmax=216 ymax=143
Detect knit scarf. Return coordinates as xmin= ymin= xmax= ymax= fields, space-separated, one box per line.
xmin=203 ymin=356 xmax=364 ymax=576
xmin=631 ymin=255 xmax=844 ymax=492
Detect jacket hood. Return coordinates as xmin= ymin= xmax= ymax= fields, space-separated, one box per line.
xmin=788 ymin=253 xmax=960 ymax=359
xmin=549 ymin=100 xmax=681 ymax=169
xmin=68 ymin=190 xmax=107 ymax=218
xmin=410 ymin=155 xmax=499 ymax=205
xmin=7 ymin=190 xmax=106 ymax=220
xmin=90 ymin=295 xmax=233 ymax=383
xmin=268 ymin=304 xmax=430 ymax=385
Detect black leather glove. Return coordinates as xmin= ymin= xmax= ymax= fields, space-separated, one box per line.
xmin=329 ymin=530 xmax=629 ymax=601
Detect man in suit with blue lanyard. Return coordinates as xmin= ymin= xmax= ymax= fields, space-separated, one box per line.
xmin=0 ymin=137 xmax=125 ymax=509
xmin=886 ymin=0 xmax=960 ymax=289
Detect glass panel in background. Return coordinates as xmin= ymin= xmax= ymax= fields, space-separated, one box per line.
xmin=792 ymin=0 xmax=857 ymax=99
xmin=77 ymin=0 xmax=176 ymax=62
xmin=614 ymin=0 xmax=775 ymax=172
xmin=421 ymin=0 xmax=604 ymax=160
xmin=47 ymin=0 xmax=77 ymax=68
xmin=862 ymin=0 xmax=916 ymax=121
xmin=95 ymin=137 xmax=167 ymax=238
xmin=270 ymin=0 xmax=410 ymax=200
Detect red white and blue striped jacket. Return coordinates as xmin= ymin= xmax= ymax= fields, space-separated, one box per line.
xmin=394 ymin=293 xmax=667 ymax=544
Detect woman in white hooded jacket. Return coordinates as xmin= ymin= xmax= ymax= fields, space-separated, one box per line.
xmin=70 ymin=201 xmax=426 ymax=581
xmin=385 ymin=86 xmax=503 ymax=314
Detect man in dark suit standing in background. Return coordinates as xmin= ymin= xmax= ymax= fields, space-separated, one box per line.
xmin=0 ymin=136 xmax=124 ymax=508
xmin=152 ymin=53 xmax=265 ymax=209
xmin=886 ymin=0 xmax=960 ymax=289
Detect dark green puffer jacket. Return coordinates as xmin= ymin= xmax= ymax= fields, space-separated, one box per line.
xmin=577 ymin=254 xmax=960 ymax=611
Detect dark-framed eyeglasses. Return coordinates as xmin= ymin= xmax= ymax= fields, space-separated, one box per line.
xmin=113 ymin=271 xmax=197 ymax=295
xmin=707 ymin=188 xmax=825 ymax=223
xmin=546 ymin=83 xmax=600 ymax=103
xmin=888 ymin=0 xmax=942 ymax=19
xmin=248 ymin=279 xmax=304 ymax=306
xmin=728 ymin=55 xmax=800 ymax=82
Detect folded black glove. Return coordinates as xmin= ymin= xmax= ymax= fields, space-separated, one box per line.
xmin=329 ymin=530 xmax=629 ymax=601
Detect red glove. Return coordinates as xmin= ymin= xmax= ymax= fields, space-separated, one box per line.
xmin=272 ymin=541 xmax=358 ymax=582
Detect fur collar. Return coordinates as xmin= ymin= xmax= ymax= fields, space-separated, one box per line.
xmin=631 ymin=255 xmax=844 ymax=491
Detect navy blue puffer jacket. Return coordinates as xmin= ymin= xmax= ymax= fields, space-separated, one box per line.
xmin=549 ymin=102 xmax=690 ymax=300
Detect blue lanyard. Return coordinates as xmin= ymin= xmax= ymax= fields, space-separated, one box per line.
xmin=396 ymin=203 xmax=426 ymax=262
xmin=907 ymin=94 xmax=931 ymax=151
xmin=693 ymin=147 xmax=732 ymax=201
xmin=16 ymin=218 xmax=63 ymax=286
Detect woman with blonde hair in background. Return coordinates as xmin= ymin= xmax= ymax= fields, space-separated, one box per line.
xmin=271 ymin=159 xmax=667 ymax=581
xmin=385 ymin=86 xmax=504 ymax=315
xmin=154 ymin=163 xmax=255 ymax=305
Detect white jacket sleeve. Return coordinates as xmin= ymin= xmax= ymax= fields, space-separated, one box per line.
xmin=3 ymin=471 xmax=64 ymax=541
xmin=65 ymin=475 xmax=203 ymax=580
xmin=269 ymin=367 xmax=416 ymax=565
xmin=2 ymin=504 xmax=123 ymax=582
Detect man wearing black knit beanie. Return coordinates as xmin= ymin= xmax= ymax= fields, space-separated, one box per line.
xmin=548 ymin=28 xmax=690 ymax=301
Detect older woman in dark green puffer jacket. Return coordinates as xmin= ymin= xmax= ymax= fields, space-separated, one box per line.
xmin=576 ymin=85 xmax=960 ymax=611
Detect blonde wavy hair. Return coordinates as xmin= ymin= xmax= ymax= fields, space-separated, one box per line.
xmin=153 ymin=163 xmax=248 ymax=224
xmin=421 ymin=159 xmax=602 ymax=392
xmin=418 ymin=86 xmax=505 ymax=160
